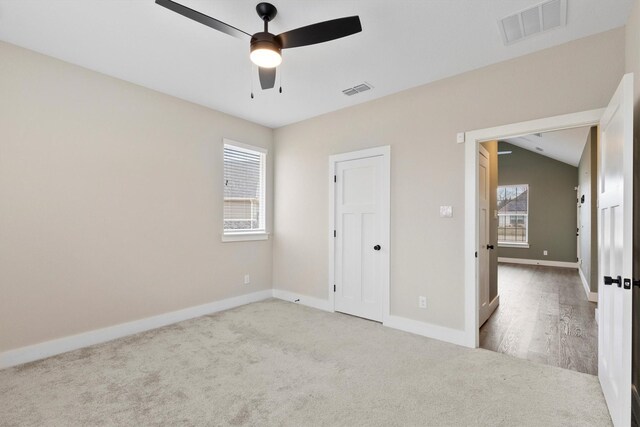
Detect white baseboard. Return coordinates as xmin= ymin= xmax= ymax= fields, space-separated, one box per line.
xmin=578 ymin=268 xmax=598 ymax=302
xmin=488 ymin=295 xmax=500 ymax=315
xmin=272 ymin=289 xmax=332 ymax=312
xmin=632 ymin=385 xmax=640 ymax=425
xmin=383 ymin=315 xmax=470 ymax=348
xmin=272 ymin=289 xmax=470 ymax=348
xmin=479 ymin=295 xmax=500 ymax=326
xmin=0 ymin=289 xmax=273 ymax=370
xmin=498 ymin=257 xmax=578 ymax=269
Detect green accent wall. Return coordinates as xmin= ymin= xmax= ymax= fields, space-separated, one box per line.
xmin=497 ymin=142 xmax=578 ymax=263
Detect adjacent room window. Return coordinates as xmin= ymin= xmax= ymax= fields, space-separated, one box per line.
xmin=223 ymin=140 xmax=267 ymax=239
xmin=497 ymin=184 xmax=529 ymax=245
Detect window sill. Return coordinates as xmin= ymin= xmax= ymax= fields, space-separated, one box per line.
xmin=221 ymin=232 xmax=270 ymax=242
xmin=498 ymin=242 xmax=530 ymax=249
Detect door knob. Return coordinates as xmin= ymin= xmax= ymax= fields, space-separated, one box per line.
xmin=486 ymin=245 xmax=494 ymax=250
xmin=373 ymin=245 xmax=381 ymax=251
xmin=603 ymin=275 xmax=621 ymax=287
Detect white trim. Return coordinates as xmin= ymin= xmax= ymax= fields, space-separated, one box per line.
xmin=498 ymin=242 xmax=530 ymax=248
xmin=222 ymin=138 xmax=268 ymax=235
xmin=465 ymin=108 xmax=604 ymax=348
xmin=328 ymin=146 xmax=391 ymax=323
xmin=221 ymin=232 xmax=269 ymax=242
xmin=0 ymin=290 xmax=273 ymax=370
xmin=222 ymin=138 xmax=268 ymax=154
xmin=383 ymin=315 xmax=469 ymax=347
xmin=498 ymin=257 xmax=578 ymax=268
xmin=275 ymin=289 xmax=471 ymax=347
xmin=578 ymin=267 xmax=598 ymax=302
xmin=497 ymin=183 xmax=529 ymax=245
xmin=272 ymin=289 xmax=333 ymax=312
xmin=480 ymin=295 xmax=500 ymax=326
xmin=632 ymin=385 xmax=640 ymax=424
xmin=488 ymin=295 xmax=500 ymax=317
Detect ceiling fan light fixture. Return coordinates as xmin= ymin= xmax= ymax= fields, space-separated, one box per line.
xmin=250 ymin=33 xmax=282 ymax=68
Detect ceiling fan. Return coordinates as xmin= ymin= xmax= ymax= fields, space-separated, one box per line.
xmin=156 ymin=0 xmax=362 ymax=91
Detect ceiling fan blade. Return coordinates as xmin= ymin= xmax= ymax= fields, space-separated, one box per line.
xmin=259 ymin=67 xmax=276 ymax=90
xmin=156 ymin=0 xmax=251 ymax=41
xmin=276 ymin=16 xmax=362 ymax=49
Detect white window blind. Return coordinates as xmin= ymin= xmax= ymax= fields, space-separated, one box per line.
xmin=223 ymin=142 xmax=266 ymax=234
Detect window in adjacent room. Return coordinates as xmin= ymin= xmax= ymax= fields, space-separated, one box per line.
xmin=497 ymin=184 xmax=529 ymax=246
xmin=222 ymin=140 xmax=267 ymax=241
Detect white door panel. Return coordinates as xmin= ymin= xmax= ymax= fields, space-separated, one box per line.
xmin=598 ymin=73 xmax=633 ymax=427
xmin=335 ymin=155 xmax=385 ymax=321
xmin=478 ymin=146 xmax=491 ymax=326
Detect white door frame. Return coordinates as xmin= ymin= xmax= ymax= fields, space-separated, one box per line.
xmin=328 ymin=146 xmax=391 ymax=322
xmin=463 ymin=109 xmax=604 ymax=347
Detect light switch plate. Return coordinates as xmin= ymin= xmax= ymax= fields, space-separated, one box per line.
xmin=456 ymin=132 xmax=465 ymax=143
xmin=440 ymin=205 xmax=453 ymax=218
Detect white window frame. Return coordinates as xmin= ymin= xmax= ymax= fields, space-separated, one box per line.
xmin=497 ymin=184 xmax=529 ymax=248
xmin=222 ymin=139 xmax=269 ymax=242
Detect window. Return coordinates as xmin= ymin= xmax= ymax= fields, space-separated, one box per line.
xmin=497 ymin=184 xmax=529 ymax=246
xmin=223 ymin=140 xmax=267 ymax=240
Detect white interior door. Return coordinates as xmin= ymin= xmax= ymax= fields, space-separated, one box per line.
xmin=478 ymin=146 xmax=492 ymax=326
xmin=334 ymin=154 xmax=387 ymax=322
xmin=577 ymin=186 xmax=581 ymax=265
xmin=598 ymin=73 xmax=633 ymax=427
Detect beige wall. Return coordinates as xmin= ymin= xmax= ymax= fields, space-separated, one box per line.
xmin=625 ymin=0 xmax=640 ymax=419
xmin=273 ymin=28 xmax=625 ymax=331
xmin=0 ymin=41 xmax=274 ymax=352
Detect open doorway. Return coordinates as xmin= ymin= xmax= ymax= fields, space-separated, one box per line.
xmin=477 ymin=126 xmax=599 ymax=375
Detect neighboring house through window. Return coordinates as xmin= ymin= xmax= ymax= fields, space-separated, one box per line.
xmin=223 ymin=140 xmax=267 ymax=241
xmin=497 ymin=184 xmax=529 ymax=246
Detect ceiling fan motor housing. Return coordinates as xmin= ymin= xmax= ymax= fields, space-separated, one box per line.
xmin=250 ymin=32 xmax=282 ymax=57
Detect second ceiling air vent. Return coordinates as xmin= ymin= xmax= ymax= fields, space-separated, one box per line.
xmin=342 ymin=82 xmax=373 ymax=96
xmin=499 ymin=0 xmax=567 ymax=45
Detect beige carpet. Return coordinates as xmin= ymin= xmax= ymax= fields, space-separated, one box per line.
xmin=0 ymin=299 xmax=611 ymax=426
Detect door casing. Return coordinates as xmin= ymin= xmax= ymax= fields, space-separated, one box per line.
xmin=464 ymin=108 xmax=605 ymax=348
xmin=329 ymin=146 xmax=390 ymax=322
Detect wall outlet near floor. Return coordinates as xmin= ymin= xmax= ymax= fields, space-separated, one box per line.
xmin=244 ymin=274 xmax=251 ymax=285
xmin=418 ymin=296 xmax=427 ymax=309
xmin=543 ymin=250 xmax=548 ymax=256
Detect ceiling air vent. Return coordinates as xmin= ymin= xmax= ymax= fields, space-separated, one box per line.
xmin=342 ymin=82 xmax=373 ymax=96
xmin=498 ymin=0 xmax=567 ymax=45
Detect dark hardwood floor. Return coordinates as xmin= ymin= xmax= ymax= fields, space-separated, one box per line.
xmin=480 ymin=263 xmax=598 ymax=375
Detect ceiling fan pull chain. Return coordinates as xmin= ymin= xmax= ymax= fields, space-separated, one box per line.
xmin=279 ymin=64 xmax=283 ymax=94
xmin=250 ymin=64 xmax=255 ymax=99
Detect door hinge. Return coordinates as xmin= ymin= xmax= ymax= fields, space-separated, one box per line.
xmin=333 ymin=284 xmax=336 ymax=292
xmin=475 ymin=251 xmax=478 ymax=258
xmin=334 ymin=230 xmax=336 ymax=237
xmin=334 ymin=175 xmax=337 ymax=183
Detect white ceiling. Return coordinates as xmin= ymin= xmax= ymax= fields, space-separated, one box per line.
xmin=0 ymin=0 xmax=632 ymax=128
xmin=502 ymin=126 xmax=592 ymax=166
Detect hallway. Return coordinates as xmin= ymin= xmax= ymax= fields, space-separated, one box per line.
xmin=480 ymin=263 xmax=598 ymax=375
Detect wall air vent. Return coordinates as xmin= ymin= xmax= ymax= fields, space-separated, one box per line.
xmin=498 ymin=0 xmax=567 ymax=45
xmin=342 ymin=82 xmax=373 ymax=96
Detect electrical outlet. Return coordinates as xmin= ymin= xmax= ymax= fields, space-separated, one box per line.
xmin=244 ymin=274 xmax=250 ymax=285
xmin=418 ymin=296 xmax=427 ymax=309
xmin=543 ymin=250 xmax=548 ymax=256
